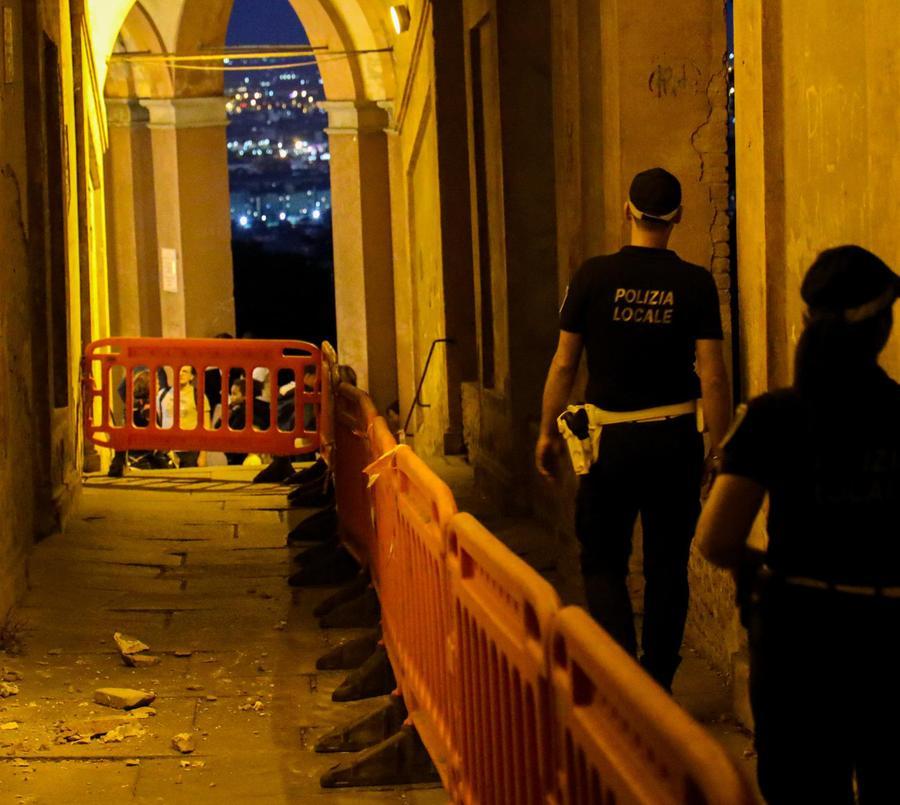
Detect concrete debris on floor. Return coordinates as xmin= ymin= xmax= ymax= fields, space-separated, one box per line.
xmin=0 ymin=466 xmax=446 ymax=804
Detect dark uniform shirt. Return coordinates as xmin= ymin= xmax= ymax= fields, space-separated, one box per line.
xmin=721 ymin=367 xmax=900 ymax=586
xmin=559 ymin=246 xmax=723 ymax=410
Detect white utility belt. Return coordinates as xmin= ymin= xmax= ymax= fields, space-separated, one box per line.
xmin=784 ymin=576 xmax=900 ymax=598
xmin=557 ymin=400 xmax=702 ymax=476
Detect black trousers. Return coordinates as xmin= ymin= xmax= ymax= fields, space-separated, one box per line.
xmin=749 ymin=582 xmax=900 ymax=804
xmin=575 ymin=415 xmax=703 ymax=689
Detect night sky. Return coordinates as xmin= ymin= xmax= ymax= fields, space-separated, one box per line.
xmin=226 ymin=0 xmax=310 ymax=47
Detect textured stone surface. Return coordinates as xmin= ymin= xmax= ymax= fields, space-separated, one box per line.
xmin=0 ymin=467 xmax=446 ymax=803
xmin=94 ymin=688 xmax=157 ymax=710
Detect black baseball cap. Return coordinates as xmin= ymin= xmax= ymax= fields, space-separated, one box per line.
xmin=801 ymin=245 xmax=900 ymax=323
xmin=628 ymin=168 xmax=682 ymax=223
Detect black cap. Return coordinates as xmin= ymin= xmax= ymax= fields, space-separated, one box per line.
xmin=801 ymin=245 xmax=900 ymax=323
xmin=628 ymin=168 xmax=682 ymax=222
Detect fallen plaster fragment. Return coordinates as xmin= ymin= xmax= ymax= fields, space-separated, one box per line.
xmin=114 ymin=632 xmax=150 ymax=657
xmin=1 ymin=722 xmax=20 ymax=730
xmin=0 ymin=682 xmax=19 ymax=698
xmin=100 ymin=722 xmax=146 ymax=743
xmin=93 ymin=688 xmax=157 ymax=709
xmin=125 ymin=758 xmax=140 ymax=766
xmin=173 ymin=650 xmax=193 ymax=658
xmin=124 ymin=654 xmax=161 ymax=668
xmin=1 ymin=668 xmax=23 ymax=682
xmin=171 ymin=732 xmax=195 ymax=754
xmin=56 ymin=712 xmax=151 ymax=742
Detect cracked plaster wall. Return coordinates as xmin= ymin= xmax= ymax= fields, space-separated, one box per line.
xmin=1 ymin=0 xmax=38 ymax=618
xmin=541 ymin=0 xmax=738 ymax=676
xmin=1 ymin=0 xmax=85 ymax=622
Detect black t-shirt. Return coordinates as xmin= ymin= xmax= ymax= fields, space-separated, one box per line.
xmin=559 ymin=246 xmax=723 ymax=410
xmin=721 ymin=369 xmax=900 ymax=586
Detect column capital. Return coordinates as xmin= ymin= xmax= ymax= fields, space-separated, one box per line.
xmin=105 ymin=98 xmax=150 ymax=128
xmin=141 ymin=97 xmax=229 ymax=130
xmin=320 ymin=100 xmax=390 ymax=135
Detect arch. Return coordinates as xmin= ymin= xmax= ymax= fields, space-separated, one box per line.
xmin=90 ymin=0 xmax=397 ymax=104
xmin=104 ymin=2 xmax=174 ymax=99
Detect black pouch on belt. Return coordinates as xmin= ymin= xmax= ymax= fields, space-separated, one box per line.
xmin=560 ymin=407 xmax=590 ymax=440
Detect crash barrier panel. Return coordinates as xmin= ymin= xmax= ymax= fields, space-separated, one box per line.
xmin=371 ymin=444 xmax=458 ymax=785
xmin=366 ymin=416 xmax=400 ymax=589
xmin=446 ymin=513 xmax=561 ymax=805
xmin=323 ymin=375 xmax=751 ymax=803
xmin=331 ymin=381 xmax=379 ymax=566
xmin=318 ymin=341 xmax=339 ymax=467
xmin=549 ymin=606 xmax=755 ymax=805
xmin=83 ymin=337 xmax=321 ymax=455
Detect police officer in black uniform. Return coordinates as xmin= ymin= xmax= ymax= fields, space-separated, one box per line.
xmin=697 ymin=245 xmax=900 ymax=803
xmin=536 ymin=168 xmax=731 ymax=691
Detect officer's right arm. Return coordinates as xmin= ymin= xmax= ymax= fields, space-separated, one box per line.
xmin=536 ymin=330 xmax=583 ymax=480
xmin=696 ymin=474 xmax=765 ymax=568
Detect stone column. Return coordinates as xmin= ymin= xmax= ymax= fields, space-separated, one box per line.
xmin=322 ymin=100 xmax=397 ymax=411
xmin=105 ymin=98 xmax=160 ymax=336
xmin=142 ymin=97 xmax=235 ymax=338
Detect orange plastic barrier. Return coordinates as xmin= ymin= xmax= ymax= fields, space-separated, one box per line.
xmin=331 ymin=381 xmax=379 ymax=565
xmin=549 ymin=606 xmax=755 ymax=805
xmin=319 ymin=363 xmax=752 ymax=804
xmin=446 ymin=513 xmax=561 ymax=805
xmin=318 ymin=341 xmax=338 ymax=467
xmin=374 ymin=445 xmax=457 ymax=785
xmin=366 ymin=416 xmax=399 ymax=588
xmin=83 ymin=337 xmax=321 ymax=454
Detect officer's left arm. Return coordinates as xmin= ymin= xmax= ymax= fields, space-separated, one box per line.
xmin=696 ymin=339 xmax=731 ymax=450
xmin=695 ymin=474 xmax=765 ymax=568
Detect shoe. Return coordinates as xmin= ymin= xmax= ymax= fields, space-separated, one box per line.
xmin=131 ymin=454 xmax=154 ymax=470
xmin=108 ymin=456 xmax=125 ymax=478
xmin=253 ymin=456 xmax=294 ymax=483
xmin=282 ymin=457 xmax=327 ymax=486
xmin=148 ymin=452 xmax=175 ymax=470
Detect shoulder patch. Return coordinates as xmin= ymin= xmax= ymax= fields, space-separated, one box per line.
xmin=718 ymin=403 xmax=749 ymax=450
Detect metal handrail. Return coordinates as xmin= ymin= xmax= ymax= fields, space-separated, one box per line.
xmin=403 ymin=338 xmax=454 ymax=438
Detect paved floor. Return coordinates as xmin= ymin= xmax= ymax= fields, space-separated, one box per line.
xmin=0 ymin=466 xmax=447 ymax=804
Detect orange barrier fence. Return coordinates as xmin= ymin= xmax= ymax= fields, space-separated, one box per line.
xmin=319 ymin=341 xmax=378 ymax=565
xmin=322 ymin=364 xmax=753 ymax=804
xmin=366 ymin=416 xmax=400 ymax=588
xmin=83 ymin=337 xmax=321 ymax=455
xmin=375 ymin=445 xmax=458 ymax=783
xmin=549 ymin=607 xmax=754 ymax=804
xmin=331 ymin=382 xmax=379 ymax=566
xmin=447 ymin=513 xmax=561 ymax=805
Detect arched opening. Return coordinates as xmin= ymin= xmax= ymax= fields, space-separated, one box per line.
xmin=226 ymin=0 xmax=335 ymax=345
xmin=99 ymin=0 xmax=399 ymax=408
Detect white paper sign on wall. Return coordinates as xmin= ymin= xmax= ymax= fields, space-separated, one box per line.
xmin=161 ymin=248 xmax=179 ymax=293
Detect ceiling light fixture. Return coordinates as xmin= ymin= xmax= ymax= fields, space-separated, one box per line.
xmin=390 ymin=5 xmax=411 ymax=35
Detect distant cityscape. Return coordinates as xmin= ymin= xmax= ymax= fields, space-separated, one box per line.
xmin=225 ymin=57 xmax=335 ymax=344
xmin=226 ymin=59 xmax=331 ymax=236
